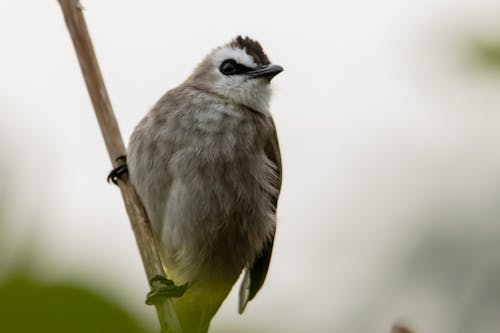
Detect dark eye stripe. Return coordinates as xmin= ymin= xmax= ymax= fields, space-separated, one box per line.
xmin=220 ymin=59 xmax=253 ymax=76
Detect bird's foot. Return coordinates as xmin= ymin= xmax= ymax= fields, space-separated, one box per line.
xmin=145 ymin=275 xmax=188 ymax=305
xmin=107 ymin=155 xmax=128 ymax=185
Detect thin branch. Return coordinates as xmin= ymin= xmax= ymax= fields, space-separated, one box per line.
xmin=56 ymin=1 xmax=181 ymax=332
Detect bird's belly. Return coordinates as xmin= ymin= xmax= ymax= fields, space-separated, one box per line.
xmin=162 ymin=155 xmax=276 ymax=285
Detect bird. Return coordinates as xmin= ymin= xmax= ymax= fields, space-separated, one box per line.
xmin=124 ymin=36 xmax=283 ymax=333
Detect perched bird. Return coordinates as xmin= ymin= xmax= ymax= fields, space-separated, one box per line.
xmin=126 ymin=36 xmax=283 ymax=333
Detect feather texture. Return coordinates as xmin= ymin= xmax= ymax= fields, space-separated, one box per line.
xmin=127 ymin=37 xmax=282 ymax=333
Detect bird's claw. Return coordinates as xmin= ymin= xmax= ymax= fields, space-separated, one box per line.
xmin=145 ymin=275 xmax=188 ymax=305
xmin=107 ymin=155 xmax=128 ymax=185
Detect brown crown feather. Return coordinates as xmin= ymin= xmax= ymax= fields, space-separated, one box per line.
xmin=230 ymin=36 xmax=271 ymax=66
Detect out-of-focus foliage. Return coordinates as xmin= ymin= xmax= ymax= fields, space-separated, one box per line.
xmin=0 ymin=275 xmax=152 ymax=333
xmin=471 ymin=39 xmax=500 ymax=72
xmin=0 ymin=166 xmax=151 ymax=333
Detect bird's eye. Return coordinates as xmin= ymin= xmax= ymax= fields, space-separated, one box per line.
xmin=219 ymin=59 xmax=252 ymax=76
xmin=220 ymin=59 xmax=238 ymax=75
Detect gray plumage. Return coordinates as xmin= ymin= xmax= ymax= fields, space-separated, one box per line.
xmin=127 ymin=36 xmax=282 ymax=333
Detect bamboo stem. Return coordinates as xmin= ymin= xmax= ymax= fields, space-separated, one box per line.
xmin=56 ymin=1 xmax=181 ymax=331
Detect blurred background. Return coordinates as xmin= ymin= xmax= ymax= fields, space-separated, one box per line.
xmin=1 ymin=0 xmax=500 ymax=332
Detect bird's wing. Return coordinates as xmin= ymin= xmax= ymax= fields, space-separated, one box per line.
xmin=239 ymin=117 xmax=282 ymax=313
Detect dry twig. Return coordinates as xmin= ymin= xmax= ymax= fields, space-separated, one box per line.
xmin=56 ymin=1 xmax=181 ymax=331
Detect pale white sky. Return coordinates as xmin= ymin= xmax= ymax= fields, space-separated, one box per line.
xmin=2 ymin=1 xmax=500 ymax=332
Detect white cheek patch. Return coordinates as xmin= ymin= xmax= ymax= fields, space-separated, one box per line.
xmin=214 ymin=78 xmax=272 ymax=115
xmin=211 ymin=47 xmax=256 ymax=69
xmin=208 ymin=46 xmax=272 ymax=114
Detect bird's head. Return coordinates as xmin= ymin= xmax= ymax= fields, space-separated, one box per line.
xmin=187 ymin=36 xmax=283 ymax=114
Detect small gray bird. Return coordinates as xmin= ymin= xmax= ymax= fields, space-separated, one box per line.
xmin=127 ymin=36 xmax=283 ymax=333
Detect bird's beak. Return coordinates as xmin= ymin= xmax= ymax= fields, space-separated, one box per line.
xmin=246 ymin=64 xmax=284 ymax=81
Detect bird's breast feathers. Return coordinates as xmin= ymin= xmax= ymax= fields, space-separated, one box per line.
xmin=164 ymin=103 xmax=278 ymax=283
xmin=129 ymin=92 xmax=278 ymax=284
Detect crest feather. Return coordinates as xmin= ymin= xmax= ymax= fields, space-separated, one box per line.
xmin=230 ymin=36 xmax=270 ymax=66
